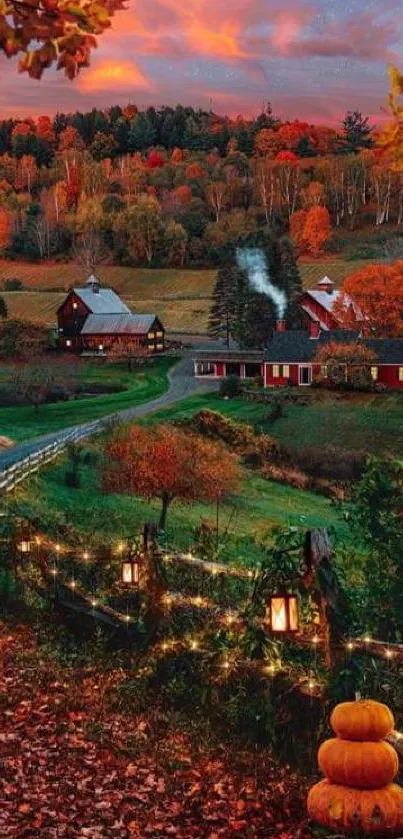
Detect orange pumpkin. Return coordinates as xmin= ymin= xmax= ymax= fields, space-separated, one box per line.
xmin=308 ymin=780 xmax=403 ymax=835
xmin=331 ymin=700 xmax=394 ymax=742
xmin=318 ymin=738 xmax=398 ymax=789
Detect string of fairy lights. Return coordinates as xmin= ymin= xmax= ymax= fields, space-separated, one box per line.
xmin=14 ymin=526 xmax=402 ymax=692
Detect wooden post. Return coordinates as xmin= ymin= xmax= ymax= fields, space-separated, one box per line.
xmin=142 ymin=522 xmax=167 ymax=641
xmin=303 ymin=529 xmax=345 ymax=669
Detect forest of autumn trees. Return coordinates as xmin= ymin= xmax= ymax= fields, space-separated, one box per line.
xmin=0 ymin=97 xmax=401 ymax=269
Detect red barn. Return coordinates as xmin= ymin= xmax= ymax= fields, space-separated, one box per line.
xmin=57 ymin=275 xmax=165 ymax=355
xmin=301 ymin=276 xmax=341 ymax=330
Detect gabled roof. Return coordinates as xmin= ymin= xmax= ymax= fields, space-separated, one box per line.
xmin=317 ymin=276 xmax=334 ymax=287
xmin=304 ymin=288 xmax=341 ymax=314
xmin=265 ymin=330 xmax=360 ymax=363
xmin=264 ymin=329 xmax=403 ymax=364
xmin=71 ymin=287 xmax=132 ymax=316
xmin=81 ymin=314 xmax=158 ymax=336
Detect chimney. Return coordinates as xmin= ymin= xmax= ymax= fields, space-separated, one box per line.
xmin=309 ymin=320 xmax=321 ymax=339
xmin=276 ymin=319 xmax=286 ymax=332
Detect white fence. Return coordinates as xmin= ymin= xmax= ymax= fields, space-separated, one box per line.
xmin=0 ymin=420 xmax=101 ymax=493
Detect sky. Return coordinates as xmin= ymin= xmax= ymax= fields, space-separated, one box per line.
xmin=0 ymin=0 xmax=402 ymax=125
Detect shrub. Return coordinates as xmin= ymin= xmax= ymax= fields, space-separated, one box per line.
xmin=4 ymin=279 xmax=23 ymax=291
xmin=219 ymin=374 xmax=241 ymax=398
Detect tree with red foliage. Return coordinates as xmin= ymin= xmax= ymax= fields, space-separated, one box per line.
xmin=290 ymin=209 xmax=308 ymax=253
xmin=185 ymin=163 xmax=205 ymax=180
xmin=334 ymin=261 xmax=403 ymax=337
xmin=302 ymin=205 xmax=331 ymax=257
xmin=313 ymin=341 xmax=377 ymax=389
xmin=0 ymin=0 xmax=125 ymax=80
xmin=59 ymin=126 xmax=84 ymax=152
xmin=103 ymin=423 xmax=241 ymax=529
xmin=275 ymin=150 xmax=299 ymax=165
xmin=147 ymin=150 xmax=165 ymax=169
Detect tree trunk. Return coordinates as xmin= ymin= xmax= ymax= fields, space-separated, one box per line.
xmin=159 ymin=495 xmax=172 ymax=530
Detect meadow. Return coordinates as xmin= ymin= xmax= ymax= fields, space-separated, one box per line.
xmin=0 ymin=357 xmax=172 ymax=441
xmin=147 ymin=388 xmax=403 ymax=457
xmin=0 ymin=258 xmax=376 ymax=333
xmin=19 ymin=443 xmax=352 ymax=570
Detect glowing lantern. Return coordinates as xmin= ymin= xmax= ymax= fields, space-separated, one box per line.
xmin=120 ymin=543 xmax=142 ymax=586
xmin=17 ymin=527 xmax=32 ymax=554
xmin=268 ymin=591 xmax=299 ymax=634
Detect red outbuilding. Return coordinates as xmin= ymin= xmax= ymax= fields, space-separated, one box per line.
xmin=57 ymin=275 xmax=165 ymax=355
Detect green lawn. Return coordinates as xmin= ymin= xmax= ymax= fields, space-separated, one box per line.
xmin=0 ymin=357 xmax=173 ymax=441
xmin=148 ymin=389 xmax=403 ymax=457
xmin=19 ymin=453 xmax=352 ymax=570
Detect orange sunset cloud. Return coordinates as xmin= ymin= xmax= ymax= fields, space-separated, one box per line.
xmin=77 ymin=61 xmax=152 ymax=93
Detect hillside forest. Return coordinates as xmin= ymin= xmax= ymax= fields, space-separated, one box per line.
xmin=0 ymin=67 xmax=402 ymax=270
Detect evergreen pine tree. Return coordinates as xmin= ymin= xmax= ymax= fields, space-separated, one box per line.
xmin=278 ymin=237 xmax=303 ymax=328
xmin=208 ymin=264 xmax=239 ymax=348
xmin=338 ymin=110 xmax=374 ymax=154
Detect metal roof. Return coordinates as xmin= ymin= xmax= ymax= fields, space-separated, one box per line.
xmin=317 ymin=276 xmax=334 ymax=287
xmin=304 ymin=288 xmax=341 ymax=313
xmin=81 ymin=314 xmax=158 ymax=335
xmin=73 ymin=287 xmax=132 ymax=315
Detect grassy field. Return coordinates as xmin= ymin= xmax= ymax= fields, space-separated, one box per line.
xmin=19 ymin=450 xmax=352 ymax=569
xmin=0 ymin=357 xmax=172 ymax=441
xmin=0 ymin=258 xmax=377 ymax=333
xmin=146 ymin=389 xmax=403 ymax=457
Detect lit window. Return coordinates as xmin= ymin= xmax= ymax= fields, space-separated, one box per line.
xmin=66 ymin=340 xmax=72 ymax=348
xmin=321 ymin=365 xmax=328 ymax=376
xmin=156 ymin=343 xmax=163 ymax=349
xmin=272 ymin=365 xmax=280 ymax=378
xmin=147 ymin=332 xmax=155 ymax=339
xmin=99 ymin=344 xmax=104 ymax=352
xmin=371 ymin=366 xmax=378 ymax=381
xmin=148 ymin=344 xmax=155 ymax=350
xmin=156 ymin=331 xmax=163 ymax=338
xmin=282 ymin=365 xmax=290 ymax=378
xmin=73 ymin=302 xmax=78 ymax=310
xmin=399 ymin=368 xmax=403 ymax=382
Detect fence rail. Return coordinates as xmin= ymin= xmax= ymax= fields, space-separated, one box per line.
xmin=0 ymin=420 xmax=101 ymax=493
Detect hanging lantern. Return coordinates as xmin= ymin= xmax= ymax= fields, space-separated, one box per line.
xmin=120 ymin=543 xmax=142 ymax=586
xmin=17 ymin=527 xmax=33 ymax=554
xmin=268 ymin=590 xmax=299 ymax=634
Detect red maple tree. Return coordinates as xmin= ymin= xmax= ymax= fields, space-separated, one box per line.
xmin=103 ymin=424 xmax=241 ymax=529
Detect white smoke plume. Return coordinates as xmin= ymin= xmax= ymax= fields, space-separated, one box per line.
xmin=236 ymin=247 xmax=287 ymax=320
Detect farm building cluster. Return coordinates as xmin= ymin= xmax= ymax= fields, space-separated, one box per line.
xmin=57 ymin=276 xmax=165 ymax=355
xmin=194 ymin=276 xmax=403 ymax=390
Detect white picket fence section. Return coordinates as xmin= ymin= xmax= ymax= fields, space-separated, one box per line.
xmin=0 ymin=420 xmax=102 ymax=493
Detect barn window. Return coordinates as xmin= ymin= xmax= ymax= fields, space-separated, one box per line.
xmin=371 ymin=366 xmax=378 ymax=381
xmin=399 ymin=368 xmax=403 ymax=382
xmin=272 ymin=365 xmax=280 ymax=378
xmin=147 ymin=332 xmax=155 ymax=339
xmin=321 ymin=365 xmax=328 ymax=376
xmin=66 ymin=340 xmax=72 ymax=348
xmin=73 ymin=302 xmax=78 ymax=310
xmin=156 ymin=343 xmax=164 ymax=350
xmin=156 ymin=331 xmax=163 ymax=338
xmin=281 ymin=365 xmax=290 ymax=378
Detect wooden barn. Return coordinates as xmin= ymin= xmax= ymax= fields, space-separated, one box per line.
xmin=194 ymin=322 xmax=403 ymax=391
xmin=57 ymin=276 xmax=165 ymax=355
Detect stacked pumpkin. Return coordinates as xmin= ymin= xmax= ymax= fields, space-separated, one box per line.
xmin=308 ymin=699 xmax=403 ymax=835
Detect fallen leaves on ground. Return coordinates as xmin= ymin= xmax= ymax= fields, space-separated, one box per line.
xmin=0 ymin=622 xmax=317 ymax=838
